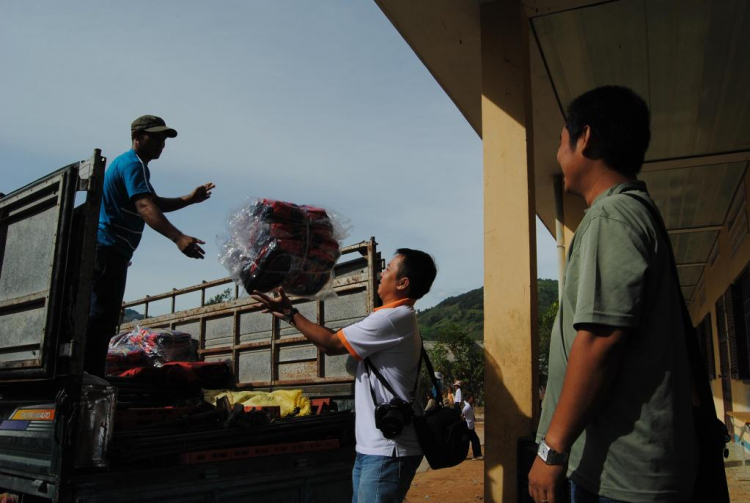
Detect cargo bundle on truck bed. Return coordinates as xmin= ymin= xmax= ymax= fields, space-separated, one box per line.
xmin=0 ymin=153 xmax=382 ymax=503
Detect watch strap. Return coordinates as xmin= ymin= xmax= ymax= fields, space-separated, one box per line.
xmin=538 ymin=438 xmax=569 ymax=465
xmin=282 ymin=307 xmax=299 ymax=325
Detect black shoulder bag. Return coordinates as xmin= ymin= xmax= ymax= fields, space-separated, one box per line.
xmin=625 ymin=193 xmax=729 ymax=503
xmin=365 ymin=344 xmax=470 ymax=469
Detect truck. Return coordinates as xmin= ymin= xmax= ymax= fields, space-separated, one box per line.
xmin=0 ymin=152 xmax=383 ymax=502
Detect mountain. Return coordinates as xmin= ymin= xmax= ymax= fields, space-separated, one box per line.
xmin=417 ymin=279 xmax=558 ymax=341
xmin=122 ymin=308 xmax=145 ymax=323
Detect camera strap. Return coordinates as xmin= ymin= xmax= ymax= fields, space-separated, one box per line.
xmin=364 ymin=343 xmax=423 ymax=406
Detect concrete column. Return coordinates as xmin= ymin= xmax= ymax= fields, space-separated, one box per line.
xmin=481 ymin=2 xmax=538 ymax=502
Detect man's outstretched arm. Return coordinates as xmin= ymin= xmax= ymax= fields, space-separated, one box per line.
xmin=154 ymin=182 xmax=215 ymax=212
xmin=252 ymin=290 xmax=348 ymax=356
xmin=134 ymin=195 xmax=205 ymax=259
xmin=528 ymin=325 xmax=629 ymax=503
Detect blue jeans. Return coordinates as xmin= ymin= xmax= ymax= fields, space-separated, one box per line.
xmin=570 ymin=480 xmax=624 ymax=503
xmin=351 ymin=452 xmax=423 ymax=503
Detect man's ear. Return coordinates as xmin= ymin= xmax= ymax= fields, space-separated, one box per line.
xmin=397 ymin=276 xmax=410 ymax=292
xmin=578 ymin=125 xmax=591 ymax=154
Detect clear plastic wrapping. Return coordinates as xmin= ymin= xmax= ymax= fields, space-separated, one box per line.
xmin=218 ymin=198 xmax=350 ymax=299
xmin=106 ymin=325 xmax=197 ymax=376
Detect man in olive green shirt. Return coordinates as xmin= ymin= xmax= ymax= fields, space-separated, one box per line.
xmin=529 ymin=86 xmax=697 ymax=503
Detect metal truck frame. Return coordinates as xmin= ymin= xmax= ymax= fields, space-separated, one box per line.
xmin=0 ymin=152 xmax=382 ymax=502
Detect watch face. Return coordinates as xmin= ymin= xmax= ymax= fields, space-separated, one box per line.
xmin=538 ymin=441 xmax=550 ymax=461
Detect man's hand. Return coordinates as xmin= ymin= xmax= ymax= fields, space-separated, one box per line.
xmin=528 ymin=456 xmax=566 ymax=503
xmin=252 ymin=289 xmax=346 ymax=355
xmin=175 ymin=234 xmax=206 ymax=259
xmin=190 ymin=183 xmax=215 ymax=204
xmin=251 ymin=289 xmax=292 ymax=319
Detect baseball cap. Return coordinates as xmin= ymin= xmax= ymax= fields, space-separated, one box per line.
xmin=131 ymin=115 xmax=178 ymax=138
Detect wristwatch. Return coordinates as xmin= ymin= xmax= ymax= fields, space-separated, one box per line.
xmin=537 ymin=438 xmax=569 ymax=465
xmin=282 ymin=307 xmax=299 ymax=326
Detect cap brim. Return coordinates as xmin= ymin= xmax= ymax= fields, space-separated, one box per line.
xmin=142 ymin=126 xmax=178 ymax=138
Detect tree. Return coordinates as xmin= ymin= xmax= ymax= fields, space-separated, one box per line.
xmin=538 ymin=300 xmax=558 ymax=389
xmin=206 ymin=288 xmax=233 ymax=306
xmin=425 ymin=324 xmax=485 ymax=404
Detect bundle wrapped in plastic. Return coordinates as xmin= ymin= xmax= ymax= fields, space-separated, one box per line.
xmin=106 ymin=325 xmax=197 ymax=376
xmin=218 ymin=198 xmax=350 ymax=299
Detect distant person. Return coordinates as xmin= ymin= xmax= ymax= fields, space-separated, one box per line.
xmin=453 ymin=380 xmax=463 ymax=412
xmin=445 ymin=385 xmax=455 ymax=408
xmin=433 ymin=371 xmax=444 ymax=399
xmin=85 ymin=115 xmax=215 ymax=377
xmin=462 ymin=393 xmax=482 ymax=460
xmin=424 ymin=391 xmax=438 ymax=412
xmin=528 ymin=86 xmax=699 ymax=503
xmin=253 ymin=248 xmax=437 ymax=503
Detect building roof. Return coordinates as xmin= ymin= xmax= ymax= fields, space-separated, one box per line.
xmin=376 ymin=0 xmax=750 ymax=301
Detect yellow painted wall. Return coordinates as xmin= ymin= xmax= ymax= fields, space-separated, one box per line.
xmin=688 ymin=171 xmax=750 ymax=439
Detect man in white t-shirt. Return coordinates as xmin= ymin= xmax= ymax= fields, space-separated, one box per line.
xmin=462 ymin=393 xmax=482 ymax=460
xmin=252 ymin=248 xmax=437 ymax=503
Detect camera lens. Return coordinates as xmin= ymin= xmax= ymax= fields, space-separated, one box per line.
xmin=380 ymin=416 xmax=404 ymax=438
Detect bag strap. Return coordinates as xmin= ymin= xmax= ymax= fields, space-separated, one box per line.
xmin=420 ymin=344 xmax=444 ymax=406
xmin=364 ymin=345 xmax=423 ymax=405
xmin=623 ymin=193 xmax=719 ymax=417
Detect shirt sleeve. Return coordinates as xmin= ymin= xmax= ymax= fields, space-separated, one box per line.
xmin=121 ymin=158 xmax=153 ymax=200
xmin=572 ymin=215 xmax=650 ymax=330
xmin=338 ymin=313 xmax=403 ymax=361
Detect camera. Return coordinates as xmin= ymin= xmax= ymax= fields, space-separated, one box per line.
xmin=374 ymin=397 xmax=414 ymax=439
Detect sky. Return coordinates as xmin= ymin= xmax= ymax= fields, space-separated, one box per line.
xmin=0 ymin=1 xmax=559 ymax=311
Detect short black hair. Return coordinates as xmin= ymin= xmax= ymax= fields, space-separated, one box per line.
xmin=395 ymin=248 xmax=437 ymax=300
xmin=465 ymin=392 xmax=474 ymax=401
xmin=565 ymin=86 xmax=651 ymax=177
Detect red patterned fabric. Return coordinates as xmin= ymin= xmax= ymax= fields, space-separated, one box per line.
xmin=113 ymin=362 xmax=232 ymax=387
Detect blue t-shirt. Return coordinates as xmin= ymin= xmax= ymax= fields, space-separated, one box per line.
xmin=97 ymin=149 xmax=154 ymax=258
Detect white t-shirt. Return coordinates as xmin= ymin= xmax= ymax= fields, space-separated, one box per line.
xmin=454 ymin=387 xmax=463 ymax=406
xmin=337 ymin=298 xmax=423 ymax=457
xmin=462 ymin=402 xmax=475 ymax=430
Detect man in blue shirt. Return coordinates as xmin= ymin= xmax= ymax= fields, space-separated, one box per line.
xmin=84 ymin=115 xmax=215 ymax=376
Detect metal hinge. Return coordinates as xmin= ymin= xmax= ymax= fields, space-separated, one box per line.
xmin=59 ymin=342 xmax=73 ymax=358
xmin=32 ymin=479 xmax=51 ymax=495
xmin=77 ymin=158 xmax=96 ymax=191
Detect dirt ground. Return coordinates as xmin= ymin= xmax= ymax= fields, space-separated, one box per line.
xmin=405 ymin=421 xmax=485 ymax=502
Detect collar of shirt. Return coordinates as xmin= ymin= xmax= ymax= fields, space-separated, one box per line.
xmin=374 ymin=298 xmax=416 ymax=312
xmin=592 ymin=180 xmax=648 ymax=206
xmin=583 ymin=180 xmax=648 ymax=214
